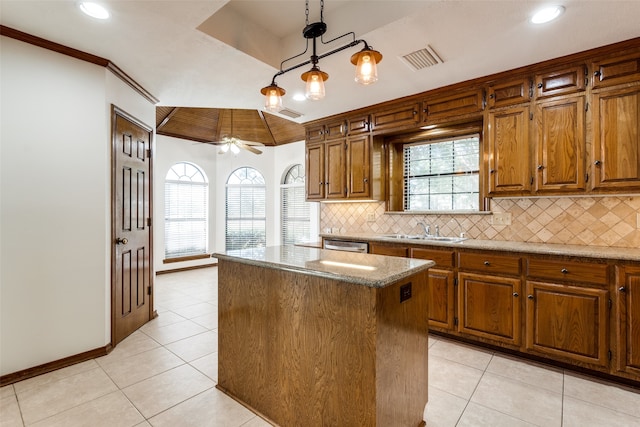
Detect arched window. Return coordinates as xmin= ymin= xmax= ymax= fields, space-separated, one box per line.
xmin=281 ymin=164 xmax=310 ymax=244
xmin=225 ymin=167 xmax=266 ymax=250
xmin=164 ymin=162 xmax=208 ymax=259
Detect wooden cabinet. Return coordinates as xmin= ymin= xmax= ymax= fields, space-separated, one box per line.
xmin=615 ymin=265 xmax=640 ymax=377
xmin=346 ymin=135 xmax=370 ymax=198
xmin=371 ymin=102 xmax=420 ymax=132
xmin=422 ymin=88 xmax=484 ymax=124
xmin=487 ymin=77 xmax=532 ymax=108
xmin=369 ymin=243 xmax=408 ymax=257
xmin=411 ymin=248 xmax=456 ymax=330
xmin=347 ymin=114 xmax=371 ymax=135
xmin=305 ymin=140 xmax=346 ymax=200
xmin=591 ymin=85 xmax=640 ymax=191
xmin=592 ymin=52 xmax=640 ymax=89
xmin=525 ymin=258 xmax=609 ymax=367
xmin=525 ymin=281 xmax=609 ymax=367
xmin=457 ymin=253 xmax=523 ymax=346
xmin=534 ymin=65 xmax=587 ymax=99
xmin=486 ymin=105 xmax=532 ymax=195
xmin=533 ymin=95 xmax=586 ymax=193
xmin=305 ymin=119 xmax=347 ymax=143
xmin=305 ymin=143 xmax=325 ymax=200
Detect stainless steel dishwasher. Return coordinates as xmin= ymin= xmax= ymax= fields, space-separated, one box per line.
xmin=323 ymin=239 xmax=369 ymax=253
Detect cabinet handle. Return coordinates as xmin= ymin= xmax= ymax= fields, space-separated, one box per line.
xmin=319 ymin=181 xmax=324 ymax=185
xmin=513 ymin=292 xmax=519 ymax=297
xmin=594 ymin=160 xmax=602 ymax=166
xmin=537 ymin=82 xmax=543 ymax=89
xmin=537 ymin=164 xmax=544 ymax=170
xmin=594 ymin=70 xmax=601 ymax=77
xmin=364 ymin=178 xmax=368 ymax=183
xmin=489 ymin=93 xmax=495 ymax=99
xmin=619 ymin=286 xmax=627 ymax=292
xmin=561 ymin=268 xmax=569 ymax=274
xmin=527 ymin=295 xmax=534 ymax=300
xmin=484 ymin=261 xmax=490 ymax=266
xmin=490 ymin=169 xmax=496 ymax=174
xmin=413 ymin=110 xmax=418 ymax=115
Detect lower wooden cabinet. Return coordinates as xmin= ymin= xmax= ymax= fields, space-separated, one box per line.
xmin=615 ymin=266 xmax=640 ymax=377
xmin=525 ymin=280 xmax=609 ymax=367
xmin=458 ymin=272 xmax=522 ymax=346
xmin=411 ymin=248 xmax=456 ymax=330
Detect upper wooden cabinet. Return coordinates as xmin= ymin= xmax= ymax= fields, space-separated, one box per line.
xmin=486 ymin=105 xmax=532 ymax=195
xmin=422 ymin=89 xmax=484 ymax=124
xmin=305 ymin=142 xmax=325 ymax=200
xmin=371 ymin=102 xmax=420 ymax=132
xmin=533 ymin=95 xmax=586 ymax=193
xmin=347 ymin=114 xmax=371 ymax=135
xmin=487 ymin=77 xmax=532 ymax=108
xmin=592 ymin=52 xmax=640 ymax=89
xmin=591 ymin=85 xmax=640 ymax=191
xmin=346 ymin=135 xmax=371 ymax=198
xmin=534 ymin=65 xmax=587 ymax=99
xmin=304 ymin=139 xmax=346 ymax=200
xmin=305 ymin=119 xmax=347 ymax=143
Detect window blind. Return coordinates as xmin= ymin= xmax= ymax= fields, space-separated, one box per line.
xmin=281 ymin=164 xmax=310 ymax=245
xmin=225 ymin=168 xmax=266 ymax=250
xmin=404 ymin=135 xmax=480 ymax=211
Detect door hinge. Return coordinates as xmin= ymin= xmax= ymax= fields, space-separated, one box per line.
xmin=609 ymin=298 xmax=612 ymax=309
xmin=529 ymin=80 xmax=533 ymax=98
xmin=147 ymin=217 xmax=152 ymax=227
xmin=585 ymin=102 xmax=589 ymax=112
xmin=454 ymin=317 xmax=459 ymax=326
xmin=146 ymin=149 xmax=152 ymax=158
xmin=344 ymin=142 xmax=348 ymax=150
xmin=529 ymin=112 xmax=533 ymax=121
xmin=585 ymin=173 xmax=589 ymax=183
xmin=531 ymin=176 xmax=534 ymax=185
xmin=608 ymin=350 xmax=612 ymax=361
xmin=344 ymin=187 xmax=348 ymax=195
xmin=454 ymin=278 xmax=458 ymax=286
xmin=147 ymin=286 xmax=152 ymax=296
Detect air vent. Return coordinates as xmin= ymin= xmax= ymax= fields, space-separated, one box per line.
xmin=401 ymin=45 xmax=444 ymax=71
xmin=278 ymin=108 xmax=303 ymax=119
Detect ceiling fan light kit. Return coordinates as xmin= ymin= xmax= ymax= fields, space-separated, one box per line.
xmin=260 ymin=0 xmax=382 ymax=112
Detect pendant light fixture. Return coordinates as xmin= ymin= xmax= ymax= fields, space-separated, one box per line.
xmin=260 ymin=0 xmax=382 ymax=112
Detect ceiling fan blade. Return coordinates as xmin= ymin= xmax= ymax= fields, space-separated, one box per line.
xmin=238 ymin=142 xmax=262 ymax=155
xmin=238 ymin=140 xmax=265 ymax=147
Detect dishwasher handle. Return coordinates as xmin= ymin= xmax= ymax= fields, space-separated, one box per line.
xmin=323 ymin=241 xmax=368 ymax=253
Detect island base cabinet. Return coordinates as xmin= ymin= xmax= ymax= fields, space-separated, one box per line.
xmin=525 ymin=281 xmax=609 ymax=368
xmin=217 ymin=260 xmax=429 ymax=427
xmin=457 ymin=272 xmax=522 ymax=347
xmin=615 ymin=266 xmax=640 ymax=378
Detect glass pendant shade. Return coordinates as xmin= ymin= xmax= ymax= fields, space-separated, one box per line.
xmin=351 ymin=48 xmax=383 ymax=85
xmin=301 ymin=67 xmax=329 ymax=100
xmin=260 ymin=84 xmax=285 ymax=112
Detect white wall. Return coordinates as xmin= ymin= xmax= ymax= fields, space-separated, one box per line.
xmin=154 ymin=138 xmax=318 ymax=271
xmin=0 ymin=36 xmax=154 ymax=376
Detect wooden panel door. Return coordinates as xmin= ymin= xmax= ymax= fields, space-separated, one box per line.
xmin=427 ymin=269 xmax=455 ymax=330
xmin=591 ymin=86 xmax=640 ymax=190
xmin=325 ymin=140 xmax=346 ymax=199
xmin=346 ymin=135 xmax=370 ymax=198
xmin=486 ymin=106 xmax=531 ymax=195
xmin=525 ymin=281 xmax=609 ymax=367
xmin=615 ymin=266 xmax=640 ymax=377
xmin=305 ymin=143 xmax=325 ymax=200
xmin=112 ymin=106 xmax=153 ymax=345
xmin=458 ymin=272 xmax=522 ymax=346
xmin=534 ymin=96 xmax=586 ymax=192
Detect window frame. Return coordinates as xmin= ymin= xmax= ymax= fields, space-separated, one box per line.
xmin=225 ymin=167 xmax=267 ymax=251
xmin=280 ymin=164 xmax=311 ymax=245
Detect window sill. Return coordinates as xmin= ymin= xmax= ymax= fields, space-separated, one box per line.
xmin=163 ymin=254 xmax=211 ymax=264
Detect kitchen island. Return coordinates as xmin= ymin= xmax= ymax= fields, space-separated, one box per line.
xmin=214 ymin=245 xmax=434 ymax=427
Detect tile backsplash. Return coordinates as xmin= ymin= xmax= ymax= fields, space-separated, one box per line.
xmin=320 ymin=196 xmax=640 ymax=248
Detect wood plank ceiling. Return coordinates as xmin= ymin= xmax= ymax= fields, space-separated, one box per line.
xmin=156 ymin=107 xmax=305 ymax=146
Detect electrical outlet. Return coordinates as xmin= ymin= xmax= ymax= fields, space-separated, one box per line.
xmin=492 ymin=212 xmax=512 ymax=226
xmin=332 ymin=227 xmax=339 ymax=233
xmin=366 ymin=212 xmax=376 ymax=222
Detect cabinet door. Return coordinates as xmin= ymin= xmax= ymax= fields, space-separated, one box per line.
xmin=615 ymin=266 xmax=640 ymax=377
xmin=325 ymin=120 xmax=347 ymax=140
xmin=306 ymin=123 xmax=326 ymax=143
xmin=347 ymin=114 xmax=371 ymax=135
xmin=534 ymin=96 xmax=586 ymax=192
xmin=347 ymin=135 xmax=370 ymax=198
xmin=369 ymin=243 xmax=408 ymax=257
xmin=525 ymin=281 xmax=609 ymax=367
xmin=487 ymin=77 xmax=531 ymax=108
xmin=428 ymin=268 xmax=455 ymax=330
xmin=458 ymin=272 xmax=522 ymax=346
xmin=591 ymin=86 xmax=640 ymax=190
xmin=534 ymin=65 xmax=586 ymax=99
xmin=325 ymin=140 xmax=346 ymax=199
xmin=422 ymin=89 xmax=484 ymax=124
xmin=592 ymin=52 xmax=640 ymax=89
xmin=371 ymin=102 xmax=420 ymax=131
xmin=487 ymin=106 xmax=531 ymax=195
xmin=305 ymin=143 xmax=325 ymax=200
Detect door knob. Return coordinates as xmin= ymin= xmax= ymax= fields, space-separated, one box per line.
xmin=116 ymin=237 xmax=128 ymax=245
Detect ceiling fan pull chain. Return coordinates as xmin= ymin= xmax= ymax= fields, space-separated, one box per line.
xmin=305 ymin=0 xmax=309 ymax=26
xmin=320 ymin=0 xmax=324 ymax=23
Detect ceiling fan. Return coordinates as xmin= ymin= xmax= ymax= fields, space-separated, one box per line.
xmin=211 ymin=109 xmax=264 ymax=155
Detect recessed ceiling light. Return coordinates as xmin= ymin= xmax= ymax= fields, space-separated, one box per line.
xmin=79 ymin=2 xmax=110 ymax=20
xmin=531 ymin=5 xmax=565 ymax=24
xmin=292 ymin=93 xmax=306 ymax=102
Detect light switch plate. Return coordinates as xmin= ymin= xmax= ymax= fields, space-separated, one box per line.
xmin=492 ymin=212 xmax=512 ymax=226
xmin=366 ymin=212 xmax=376 ymax=222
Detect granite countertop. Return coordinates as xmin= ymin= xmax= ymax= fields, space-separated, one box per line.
xmin=213 ymin=245 xmax=434 ymax=288
xmin=320 ymin=233 xmax=640 ymax=262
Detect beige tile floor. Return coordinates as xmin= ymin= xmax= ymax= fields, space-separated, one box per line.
xmin=2 ymin=267 xmax=639 ymax=426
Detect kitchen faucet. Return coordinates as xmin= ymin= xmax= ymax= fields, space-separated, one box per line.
xmin=416 ymin=221 xmax=431 ymax=237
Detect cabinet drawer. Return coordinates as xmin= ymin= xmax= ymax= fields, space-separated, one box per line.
xmin=369 ymin=244 xmax=408 ymax=257
xmin=458 ymin=252 xmax=521 ymax=275
xmin=527 ymin=259 xmax=608 ymax=285
xmin=410 ymin=248 xmax=455 ymax=268
xmin=487 ymin=77 xmax=531 ymax=108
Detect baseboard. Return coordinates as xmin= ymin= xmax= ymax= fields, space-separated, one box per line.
xmin=0 ymin=344 xmax=112 ymax=387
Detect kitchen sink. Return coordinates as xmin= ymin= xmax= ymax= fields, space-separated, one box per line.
xmin=381 ymin=234 xmax=467 ymax=243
